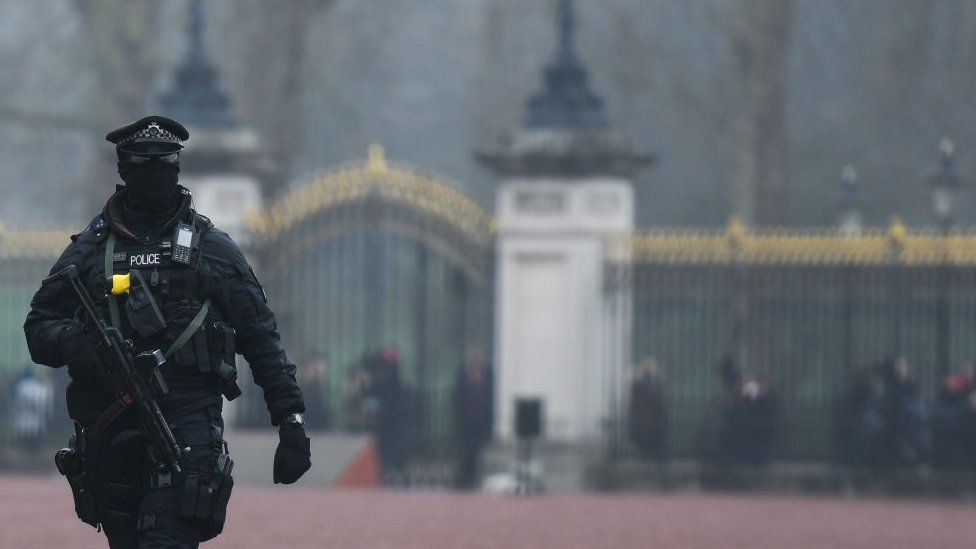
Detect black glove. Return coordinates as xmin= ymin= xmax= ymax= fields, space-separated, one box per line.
xmin=274 ymin=423 xmax=311 ymax=484
xmin=60 ymin=321 xmax=102 ymax=380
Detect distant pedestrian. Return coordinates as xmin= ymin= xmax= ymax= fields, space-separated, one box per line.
xmin=368 ymin=347 xmax=407 ymax=482
xmin=731 ymin=379 xmax=779 ymax=466
xmin=960 ymin=392 xmax=976 ymax=469
xmin=628 ymin=357 xmax=667 ymax=465
xmin=11 ymin=367 xmax=54 ymax=453
xmin=301 ymin=355 xmax=332 ymax=430
xmin=931 ymin=365 xmax=972 ymax=469
xmin=453 ymin=348 xmax=493 ymax=489
xmin=700 ymin=355 xmax=742 ymax=466
xmin=708 ymin=356 xmax=779 ymax=467
xmin=343 ymin=355 xmax=373 ymax=432
xmin=835 ymin=365 xmax=884 ymax=468
xmin=880 ymin=357 xmax=926 ymax=467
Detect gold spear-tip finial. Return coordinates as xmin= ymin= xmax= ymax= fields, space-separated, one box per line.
xmin=888 ymin=216 xmax=908 ymax=249
xmin=367 ymin=143 xmax=387 ymax=173
xmin=727 ymin=215 xmax=747 ymax=245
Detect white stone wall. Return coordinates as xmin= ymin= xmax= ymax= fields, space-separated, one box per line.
xmin=182 ymin=174 xmax=262 ymax=246
xmin=494 ymin=176 xmax=633 ymax=441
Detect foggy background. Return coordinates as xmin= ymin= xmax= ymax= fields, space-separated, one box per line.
xmin=5 ymin=2 xmax=976 ymax=547
xmin=3 ymin=0 xmax=976 ymax=230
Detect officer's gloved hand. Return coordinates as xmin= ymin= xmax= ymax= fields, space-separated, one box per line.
xmin=274 ymin=423 xmax=311 ymax=484
xmin=60 ymin=321 xmax=101 ymax=379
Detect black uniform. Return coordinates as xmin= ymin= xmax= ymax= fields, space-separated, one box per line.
xmin=23 ymin=116 xmax=310 ymax=548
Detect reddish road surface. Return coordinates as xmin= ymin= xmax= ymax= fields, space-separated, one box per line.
xmin=2 ymin=475 xmax=974 ymax=548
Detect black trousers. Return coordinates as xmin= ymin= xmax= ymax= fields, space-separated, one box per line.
xmin=90 ymin=408 xmax=226 ymax=549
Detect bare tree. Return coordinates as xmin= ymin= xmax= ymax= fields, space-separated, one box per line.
xmin=69 ymin=0 xmax=334 ymax=204
xmin=231 ymin=0 xmax=333 ymax=196
xmin=723 ymin=0 xmax=794 ymax=226
xmin=72 ymin=0 xmax=163 ymax=210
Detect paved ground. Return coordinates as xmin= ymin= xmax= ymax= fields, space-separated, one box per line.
xmin=2 ymin=474 xmax=974 ymax=548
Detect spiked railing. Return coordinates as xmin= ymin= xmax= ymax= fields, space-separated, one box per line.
xmin=0 ymin=221 xmax=70 ymax=260
xmin=625 ymin=217 xmax=976 ymax=266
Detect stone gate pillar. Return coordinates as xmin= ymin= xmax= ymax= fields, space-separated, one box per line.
xmin=158 ymin=0 xmax=267 ymax=246
xmin=478 ymin=0 xmax=652 ymax=446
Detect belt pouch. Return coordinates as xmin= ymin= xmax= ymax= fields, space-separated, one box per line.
xmin=123 ymin=269 xmax=167 ymax=338
xmin=55 ymin=435 xmax=99 ymax=528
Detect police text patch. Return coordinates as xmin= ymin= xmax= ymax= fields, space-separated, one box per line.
xmin=129 ymin=253 xmax=162 ymax=267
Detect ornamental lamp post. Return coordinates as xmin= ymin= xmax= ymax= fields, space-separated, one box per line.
xmin=928 ymin=137 xmax=961 ymax=381
xmin=928 ymin=137 xmax=960 ymax=231
xmin=837 ymin=164 xmax=862 ymax=235
xmin=837 ymin=164 xmax=862 ymax=385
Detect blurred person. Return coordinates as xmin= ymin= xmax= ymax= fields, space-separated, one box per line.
xmin=628 ymin=357 xmax=668 ymax=466
xmin=956 ymin=361 xmax=974 ymax=386
xmin=835 ymin=365 xmax=886 ymax=468
xmin=729 ymin=378 xmax=779 ymax=466
xmin=23 ymin=116 xmax=310 ymax=547
xmin=960 ymin=391 xmax=976 ymax=470
xmin=399 ymin=378 xmax=423 ymax=469
xmin=700 ymin=355 xmax=741 ymax=466
xmin=367 ymin=346 xmax=407 ymax=483
xmin=930 ymin=365 xmax=973 ymax=470
xmin=718 ymin=354 xmax=742 ymax=392
xmin=300 ymin=355 xmax=332 ymax=430
xmin=11 ymin=366 xmax=54 ymax=453
xmin=342 ymin=357 xmax=373 ymax=431
xmin=706 ymin=355 xmax=779 ymax=468
xmin=880 ymin=357 xmax=926 ymax=467
xmin=453 ymin=348 xmax=493 ymax=490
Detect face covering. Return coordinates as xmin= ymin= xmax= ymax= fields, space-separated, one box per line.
xmin=118 ymin=160 xmax=180 ymax=211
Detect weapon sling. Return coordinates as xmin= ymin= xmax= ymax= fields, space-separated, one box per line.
xmin=44 ymin=264 xmax=185 ymax=473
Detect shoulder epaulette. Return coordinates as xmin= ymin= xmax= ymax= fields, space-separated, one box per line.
xmin=90 ymin=215 xmax=107 ymax=231
xmin=193 ymin=211 xmax=214 ymax=232
xmin=71 ymin=214 xmax=107 ymax=242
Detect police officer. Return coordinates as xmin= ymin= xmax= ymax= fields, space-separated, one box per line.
xmin=24 ymin=116 xmax=311 ymax=548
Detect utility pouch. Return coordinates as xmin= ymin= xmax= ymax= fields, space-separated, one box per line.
xmin=212 ymin=322 xmax=241 ymax=401
xmin=123 ymin=269 xmax=167 ymax=338
xmin=54 ymin=434 xmax=98 ymax=528
xmin=179 ymin=444 xmax=234 ymax=541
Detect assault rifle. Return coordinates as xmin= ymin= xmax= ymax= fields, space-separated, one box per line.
xmin=43 ymin=264 xmax=184 ymax=473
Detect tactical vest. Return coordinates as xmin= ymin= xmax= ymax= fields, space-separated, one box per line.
xmin=88 ymin=213 xmax=239 ymax=398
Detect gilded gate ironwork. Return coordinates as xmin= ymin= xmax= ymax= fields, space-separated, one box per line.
xmin=611 ymin=217 xmax=976 ymax=459
xmin=247 ymin=146 xmax=494 ymax=448
xmin=251 ymin=145 xmax=493 ymax=284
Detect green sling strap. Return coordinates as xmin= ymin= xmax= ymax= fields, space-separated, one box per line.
xmin=104 ymin=232 xmax=122 ymax=330
xmin=163 ymin=300 xmax=209 ymax=359
xmin=103 ymin=229 xmax=209 ymax=359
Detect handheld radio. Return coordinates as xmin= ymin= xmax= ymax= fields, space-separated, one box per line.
xmin=171 ymin=222 xmax=196 ymax=265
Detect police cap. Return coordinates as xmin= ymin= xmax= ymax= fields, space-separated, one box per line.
xmin=105 ymin=115 xmax=189 ymax=156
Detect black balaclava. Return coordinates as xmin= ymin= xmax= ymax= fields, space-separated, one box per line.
xmin=118 ymin=159 xmax=180 ymax=213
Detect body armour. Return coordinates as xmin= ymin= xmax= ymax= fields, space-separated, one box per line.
xmin=102 ymin=212 xmax=231 ymax=398
xmin=24 ymin=189 xmax=305 ymax=426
